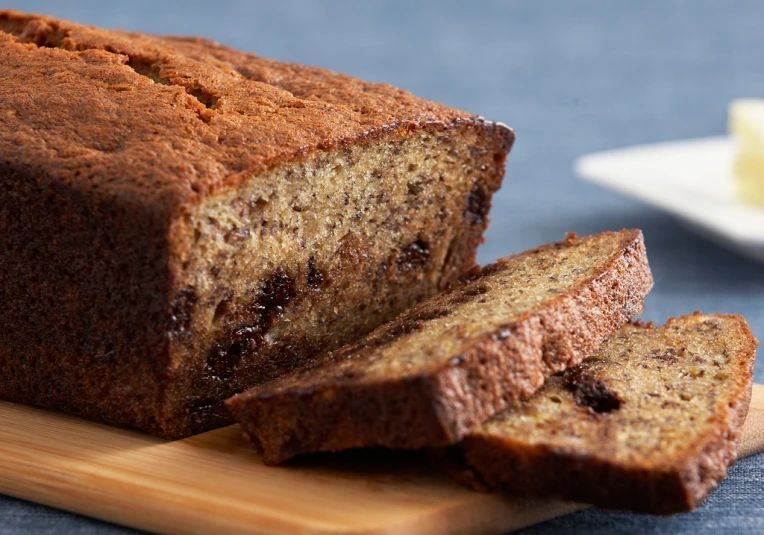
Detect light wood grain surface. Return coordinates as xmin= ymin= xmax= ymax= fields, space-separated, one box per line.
xmin=0 ymin=384 xmax=763 ymax=535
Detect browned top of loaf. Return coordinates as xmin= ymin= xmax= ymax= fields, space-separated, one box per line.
xmin=0 ymin=10 xmax=512 ymax=209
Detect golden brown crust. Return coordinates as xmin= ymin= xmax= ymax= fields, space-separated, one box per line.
xmin=0 ymin=9 xmax=512 ymax=209
xmin=455 ymin=314 xmax=757 ymax=515
xmin=226 ymin=230 xmax=653 ymax=464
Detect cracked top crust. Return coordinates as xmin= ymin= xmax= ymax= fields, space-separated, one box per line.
xmin=0 ymin=9 xmax=512 ymax=213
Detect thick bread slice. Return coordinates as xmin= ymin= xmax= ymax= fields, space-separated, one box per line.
xmin=226 ymin=230 xmax=653 ymax=464
xmin=455 ymin=314 xmax=757 ymax=515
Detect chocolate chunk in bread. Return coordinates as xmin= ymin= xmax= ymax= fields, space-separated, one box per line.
xmin=0 ymin=10 xmax=513 ymax=438
xmin=455 ymin=314 xmax=757 ymax=515
xmin=226 ymin=230 xmax=653 ymax=464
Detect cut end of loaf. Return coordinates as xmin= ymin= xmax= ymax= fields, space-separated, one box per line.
xmin=157 ymin=123 xmax=510 ymax=437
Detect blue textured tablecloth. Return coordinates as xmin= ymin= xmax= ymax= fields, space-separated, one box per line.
xmin=3 ymin=0 xmax=764 ymax=533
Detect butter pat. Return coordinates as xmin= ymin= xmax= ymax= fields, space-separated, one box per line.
xmin=730 ymin=99 xmax=764 ymax=207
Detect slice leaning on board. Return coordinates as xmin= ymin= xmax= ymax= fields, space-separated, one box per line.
xmin=447 ymin=313 xmax=757 ymax=514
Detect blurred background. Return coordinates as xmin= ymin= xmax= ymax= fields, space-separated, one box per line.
xmin=3 ymin=1 xmax=764 ymax=533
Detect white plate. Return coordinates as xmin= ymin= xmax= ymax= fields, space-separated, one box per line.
xmin=574 ymin=136 xmax=764 ymax=264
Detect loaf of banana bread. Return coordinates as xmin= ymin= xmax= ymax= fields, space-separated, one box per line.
xmin=0 ymin=10 xmax=513 ymax=438
xmin=452 ymin=314 xmax=757 ymax=514
xmin=227 ymin=230 xmax=653 ymax=464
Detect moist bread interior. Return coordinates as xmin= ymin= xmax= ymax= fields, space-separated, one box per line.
xmin=166 ymin=128 xmax=503 ymax=431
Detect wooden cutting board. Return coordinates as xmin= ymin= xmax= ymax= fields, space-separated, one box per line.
xmin=1 ymin=384 xmax=763 ymax=535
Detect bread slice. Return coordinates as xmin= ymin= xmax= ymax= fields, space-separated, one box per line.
xmin=226 ymin=229 xmax=654 ymax=464
xmin=0 ymin=10 xmax=511 ymax=438
xmin=454 ymin=314 xmax=757 ymax=515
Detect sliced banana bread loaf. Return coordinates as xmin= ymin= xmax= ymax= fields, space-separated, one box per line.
xmin=227 ymin=230 xmax=653 ymax=464
xmin=0 ymin=10 xmax=513 ymax=438
xmin=455 ymin=314 xmax=757 ymax=515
